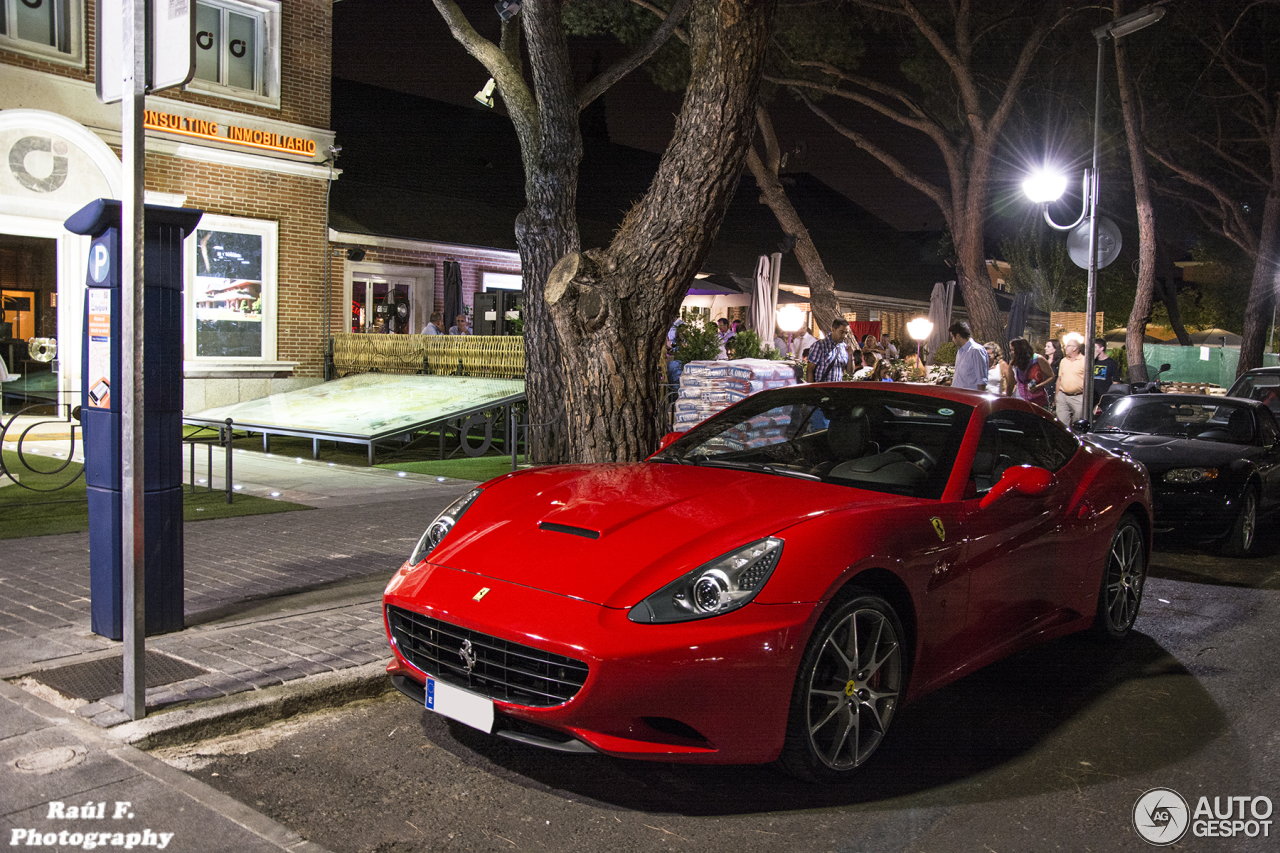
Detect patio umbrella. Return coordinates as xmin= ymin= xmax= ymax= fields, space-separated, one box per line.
xmin=443 ymin=260 xmax=462 ymax=331
xmin=926 ymin=280 xmax=955 ymax=364
xmin=750 ymin=255 xmax=775 ymax=343
xmin=1004 ymin=292 xmax=1031 ymax=348
xmin=1187 ymin=328 xmax=1242 ymax=347
xmin=1102 ymin=327 xmax=1164 ymax=345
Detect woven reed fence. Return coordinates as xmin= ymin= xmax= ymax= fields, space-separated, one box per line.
xmin=332 ymin=333 xmax=525 ymax=379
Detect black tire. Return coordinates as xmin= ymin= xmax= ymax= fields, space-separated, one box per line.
xmin=1220 ymin=487 xmax=1258 ymax=557
xmin=779 ymin=591 xmax=906 ymax=782
xmin=1092 ymin=515 xmax=1146 ymax=640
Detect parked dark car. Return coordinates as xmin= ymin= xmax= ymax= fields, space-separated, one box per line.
xmin=1085 ymin=394 xmax=1280 ymax=556
xmin=1227 ymin=366 xmax=1280 ymax=418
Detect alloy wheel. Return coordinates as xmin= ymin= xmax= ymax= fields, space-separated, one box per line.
xmin=1105 ymin=520 xmax=1145 ymax=633
xmin=804 ymin=605 xmax=903 ymax=770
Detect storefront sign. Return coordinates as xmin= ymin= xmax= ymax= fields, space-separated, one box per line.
xmin=143 ymin=109 xmax=317 ymax=157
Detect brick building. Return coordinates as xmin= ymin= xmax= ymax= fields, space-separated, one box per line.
xmin=1 ymin=0 xmax=336 ymax=411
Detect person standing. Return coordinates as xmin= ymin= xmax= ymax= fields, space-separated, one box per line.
xmin=1093 ymin=339 xmax=1122 ymax=400
xmin=805 ymin=318 xmax=852 ymax=384
xmin=421 ymin=311 xmax=444 ymax=335
xmin=1054 ymin=333 xmax=1087 ymax=425
xmin=716 ymin=317 xmax=735 ymax=359
xmin=984 ymin=342 xmax=1012 ymax=396
xmin=449 ymin=314 xmax=471 ymax=335
xmin=1044 ymin=339 xmax=1064 ymax=408
xmin=1009 ymin=337 xmax=1053 ymax=407
xmin=949 ymin=321 xmax=990 ymax=390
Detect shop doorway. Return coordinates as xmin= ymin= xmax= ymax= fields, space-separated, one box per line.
xmin=351 ymin=276 xmax=416 ymax=334
xmin=1 ymin=235 xmax=57 ymax=391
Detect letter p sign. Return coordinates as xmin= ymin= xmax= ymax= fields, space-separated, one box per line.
xmin=90 ymin=241 xmax=111 ymax=284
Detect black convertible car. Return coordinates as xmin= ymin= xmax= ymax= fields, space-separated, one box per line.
xmin=1085 ymin=394 xmax=1280 ymax=556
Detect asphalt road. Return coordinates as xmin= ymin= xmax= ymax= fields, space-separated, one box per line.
xmin=157 ymin=537 xmax=1280 ymax=853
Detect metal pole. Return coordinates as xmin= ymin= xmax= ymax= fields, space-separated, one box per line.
xmin=120 ymin=0 xmax=147 ymax=721
xmin=224 ymin=418 xmax=233 ymax=503
xmin=1082 ymin=34 xmax=1106 ymax=427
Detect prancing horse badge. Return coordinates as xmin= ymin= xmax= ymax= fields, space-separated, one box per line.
xmin=472 ymin=587 xmax=490 ymax=602
xmin=930 ymin=517 xmax=946 ymax=541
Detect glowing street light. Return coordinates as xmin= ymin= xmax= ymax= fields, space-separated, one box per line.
xmin=907 ymin=317 xmax=933 ymax=379
xmin=777 ymin=305 xmax=806 ymax=357
xmin=1022 ymin=4 xmax=1164 ymax=426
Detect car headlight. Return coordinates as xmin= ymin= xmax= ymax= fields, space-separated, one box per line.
xmin=1164 ymin=468 xmax=1218 ymax=484
xmin=409 ymin=488 xmax=482 ymax=565
xmin=629 ymin=538 xmax=783 ymax=624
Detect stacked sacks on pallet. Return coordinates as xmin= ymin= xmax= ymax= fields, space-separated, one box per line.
xmin=673 ymin=359 xmax=796 ymax=434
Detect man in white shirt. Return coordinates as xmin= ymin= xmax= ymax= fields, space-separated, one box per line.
xmin=420 ymin=311 xmax=443 ymax=335
xmin=449 ymin=314 xmax=471 ymax=335
xmin=949 ymin=321 xmax=990 ymax=390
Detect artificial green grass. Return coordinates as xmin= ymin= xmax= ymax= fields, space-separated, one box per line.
xmin=377 ymin=455 xmax=524 ymax=483
xmin=0 ymin=451 xmax=310 ymax=540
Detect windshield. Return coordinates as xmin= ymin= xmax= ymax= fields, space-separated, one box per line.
xmin=1093 ymin=397 xmax=1257 ymax=444
xmin=652 ymin=386 xmax=973 ymax=499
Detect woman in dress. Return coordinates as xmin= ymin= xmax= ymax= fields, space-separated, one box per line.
xmin=983 ymin=341 xmax=1013 ymax=396
xmin=1010 ymin=337 xmax=1054 ymax=407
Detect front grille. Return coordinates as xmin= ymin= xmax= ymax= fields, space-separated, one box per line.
xmin=386 ymin=605 xmax=589 ymax=707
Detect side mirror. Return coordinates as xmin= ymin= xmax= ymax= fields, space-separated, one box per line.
xmin=979 ymin=465 xmax=1054 ymax=509
xmin=1159 ymin=363 xmax=1172 ymax=373
xmin=657 ymin=431 xmax=684 ymax=452
xmin=1071 ymin=418 xmax=1090 ymax=435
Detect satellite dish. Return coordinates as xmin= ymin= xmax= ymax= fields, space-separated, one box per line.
xmin=1068 ymin=216 xmax=1122 ymax=270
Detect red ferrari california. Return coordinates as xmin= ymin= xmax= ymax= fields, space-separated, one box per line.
xmin=383 ymin=384 xmax=1152 ymax=780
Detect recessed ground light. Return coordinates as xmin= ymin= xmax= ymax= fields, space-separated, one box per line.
xmin=397 ymin=471 xmax=407 ymax=478
xmin=233 ymin=485 xmax=243 ymax=490
xmin=197 ymin=478 xmax=207 ymax=484
xmin=270 ymin=491 xmax=281 ymax=497
xmin=437 ymin=477 xmax=446 ymax=482
xmin=328 ymin=463 xmax=335 ymax=467
xmin=295 ymin=458 xmax=303 ymax=463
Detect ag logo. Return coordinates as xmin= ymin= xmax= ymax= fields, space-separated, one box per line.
xmin=930 ymin=517 xmax=946 ymax=542
xmin=1133 ymin=787 xmax=1189 ymax=845
xmin=8 ymin=136 xmax=68 ymax=194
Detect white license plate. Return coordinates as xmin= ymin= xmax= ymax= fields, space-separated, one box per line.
xmin=425 ymin=676 xmax=494 ymax=733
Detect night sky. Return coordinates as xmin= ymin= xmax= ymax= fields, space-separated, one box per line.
xmin=331 ymin=0 xmax=947 ymax=232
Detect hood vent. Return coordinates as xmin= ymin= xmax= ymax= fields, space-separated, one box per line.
xmin=538 ymin=522 xmax=601 ymax=540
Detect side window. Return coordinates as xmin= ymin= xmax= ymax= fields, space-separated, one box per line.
xmin=189 ymin=0 xmax=280 ymax=107
xmin=970 ymin=411 xmax=1067 ymax=493
xmin=0 ymin=0 xmax=84 ymax=66
xmin=1259 ymin=409 xmax=1279 ymax=447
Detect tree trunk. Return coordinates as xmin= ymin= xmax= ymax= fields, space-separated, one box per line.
xmin=1114 ymin=6 xmax=1157 ymax=383
xmin=955 ymin=140 xmax=1004 ymax=344
xmin=1157 ymin=276 xmax=1192 ymax=345
xmin=745 ymin=108 xmax=839 ymax=333
xmin=1238 ymin=185 xmax=1280 ymax=375
xmin=544 ymin=0 xmax=776 ymax=463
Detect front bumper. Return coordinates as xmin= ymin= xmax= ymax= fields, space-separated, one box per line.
xmin=383 ymin=561 xmax=816 ymax=764
xmin=1151 ymin=483 xmax=1243 ymax=538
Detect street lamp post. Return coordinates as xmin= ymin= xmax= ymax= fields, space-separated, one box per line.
xmin=1022 ymin=4 xmax=1164 ymax=426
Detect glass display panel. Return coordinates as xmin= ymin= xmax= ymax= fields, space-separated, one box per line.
xmin=195 ymin=229 xmax=263 ymax=358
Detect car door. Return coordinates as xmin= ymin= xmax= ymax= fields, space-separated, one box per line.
xmin=1255 ymin=408 xmax=1280 ymax=510
xmin=959 ymin=410 xmax=1074 ymax=648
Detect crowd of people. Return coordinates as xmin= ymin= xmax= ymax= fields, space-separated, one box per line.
xmin=670 ymin=313 xmax=1122 ymax=428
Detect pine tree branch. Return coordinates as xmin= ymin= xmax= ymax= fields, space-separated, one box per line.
xmin=579 ymin=0 xmax=695 ymax=110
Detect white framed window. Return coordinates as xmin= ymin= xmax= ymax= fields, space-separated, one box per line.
xmin=188 ymin=0 xmax=281 ymax=109
xmin=185 ymin=214 xmax=278 ymax=362
xmin=0 ymin=0 xmax=84 ymax=67
xmin=482 ymin=271 xmax=522 ymax=291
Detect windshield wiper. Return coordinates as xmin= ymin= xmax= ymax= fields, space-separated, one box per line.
xmin=697 ymin=459 xmax=821 ymax=480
